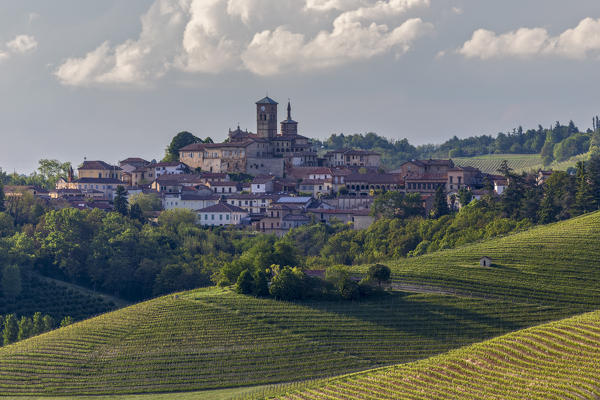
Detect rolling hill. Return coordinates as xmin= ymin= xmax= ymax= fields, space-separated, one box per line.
xmin=453 ymin=152 xmax=589 ymax=174
xmin=273 ymin=309 xmax=600 ymax=399
xmin=0 ymin=211 xmax=598 ymax=398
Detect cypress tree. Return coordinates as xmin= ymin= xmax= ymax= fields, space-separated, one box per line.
xmin=113 ymin=186 xmax=129 ymax=216
xmin=17 ymin=316 xmax=33 ymax=341
xmin=235 ymin=269 xmax=255 ymax=295
xmin=42 ymin=315 xmax=55 ymax=333
xmin=3 ymin=314 xmax=18 ymax=345
xmin=32 ymin=312 xmax=44 ymax=335
xmin=60 ymin=316 xmax=74 ymax=328
xmin=574 ymin=161 xmax=596 ymax=215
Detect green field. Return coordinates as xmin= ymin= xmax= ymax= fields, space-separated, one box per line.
xmin=354 ymin=211 xmax=600 ymax=308
xmin=274 ymin=309 xmax=600 ymax=399
xmin=1 ymin=212 xmax=599 ymax=398
xmin=453 ymin=152 xmax=588 ymax=174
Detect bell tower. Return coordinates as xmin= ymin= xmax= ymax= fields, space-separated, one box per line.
xmin=256 ymin=96 xmax=278 ymax=139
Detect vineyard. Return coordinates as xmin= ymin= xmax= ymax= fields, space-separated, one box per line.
xmin=453 ymin=154 xmax=543 ymax=174
xmin=353 ymin=211 xmax=600 ymax=309
xmin=0 ymin=272 xmax=117 ymax=321
xmin=272 ymin=309 xmax=600 ymax=399
xmin=0 ymin=212 xmax=598 ymax=398
xmin=0 ymin=287 xmax=577 ymax=397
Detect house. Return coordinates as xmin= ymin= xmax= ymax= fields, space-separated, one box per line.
xmin=447 ymin=166 xmax=481 ymax=192
xmin=153 ymin=161 xmax=187 ymax=177
xmin=197 ymin=200 xmax=248 ymax=227
xmin=208 ymin=181 xmax=240 ymax=194
xmin=345 ymin=172 xmax=404 ymax=196
xmin=162 ymin=186 xmax=218 ymax=211
xmin=480 ymin=256 xmax=493 ymax=267
xmin=394 ymin=159 xmax=455 ymax=178
xmin=151 ymin=174 xmax=209 ymax=193
xmin=224 ymin=194 xmax=279 ymax=214
xmin=493 ymin=177 xmax=508 ymax=195
xmin=73 ymin=178 xmax=122 ymax=200
xmin=298 ymin=179 xmax=332 ymax=197
xmin=251 ymin=175 xmax=275 ymax=193
xmin=78 ymin=160 xmax=122 ymax=181
xmin=324 ymin=149 xmax=381 ymax=168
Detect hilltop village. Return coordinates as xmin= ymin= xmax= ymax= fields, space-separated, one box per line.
xmin=6 ymin=96 xmax=528 ymax=235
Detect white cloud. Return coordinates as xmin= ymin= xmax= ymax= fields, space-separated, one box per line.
xmin=0 ymin=50 xmax=9 ymax=63
xmin=460 ymin=17 xmax=600 ymax=60
xmin=55 ymin=0 xmax=433 ymax=87
xmin=6 ymin=34 xmax=38 ymax=54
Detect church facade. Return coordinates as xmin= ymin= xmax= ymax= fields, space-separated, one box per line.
xmin=179 ymin=97 xmax=316 ymax=177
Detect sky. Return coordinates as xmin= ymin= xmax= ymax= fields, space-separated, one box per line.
xmin=0 ymin=0 xmax=599 ymax=173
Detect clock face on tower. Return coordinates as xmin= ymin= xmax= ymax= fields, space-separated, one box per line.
xmin=260 ymin=106 xmax=265 ymax=111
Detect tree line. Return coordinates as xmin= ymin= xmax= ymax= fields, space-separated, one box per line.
xmin=0 ymin=312 xmax=72 ymax=346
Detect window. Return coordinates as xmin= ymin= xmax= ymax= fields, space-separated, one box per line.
xmin=211 ymin=215 xmax=215 ymax=220
xmin=219 ymin=215 xmax=223 ymax=220
xmin=226 ymin=214 xmax=230 ymax=220
xmin=205 ymin=214 xmax=208 ymax=220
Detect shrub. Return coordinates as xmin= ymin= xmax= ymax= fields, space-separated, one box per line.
xmin=235 ymin=269 xmax=255 ymax=295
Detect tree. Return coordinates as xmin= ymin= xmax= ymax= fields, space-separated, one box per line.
xmin=1 ymin=265 xmax=22 ymax=299
xmin=253 ymin=270 xmax=269 ymax=297
xmin=458 ymin=188 xmax=473 ymax=207
xmin=42 ymin=315 xmax=55 ymax=332
xmin=129 ymin=203 xmax=144 ymax=223
xmin=574 ymin=161 xmax=596 ymax=215
xmin=60 ymin=316 xmax=74 ymax=328
xmin=17 ymin=316 xmax=32 ymax=341
xmin=235 ymin=269 xmax=255 ymax=295
xmin=367 ymin=264 xmax=391 ymax=287
xmin=129 ymin=192 xmax=162 ymax=213
xmin=269 ymin=267 xmax=306 ymax=301
xmin=0 ymin=180 xmax=5 ymax=212
xmin=37 ymin=159 xmax=72 ymax=189
xmin=113 ymin=186 xmax=129 ymax=216
xmin=32 ymin=312 xmax=44 ymax=335
xmin=371 ymin=191 xmax=424 ymax=219
xmin=587 ymin=153 xmax=600 ymax=209
xmin=431 ymin=185 xmax=449 ymax=219
xmin=3 ymin=314 xmax=18 ymax=345
xmin=163 ymin=131 xmax=201 ymax=162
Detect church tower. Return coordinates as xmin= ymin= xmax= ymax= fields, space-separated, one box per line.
xmin=256 ymin=96 xmax=278 ymax=139
xmin=280 ymin=100 xmax=298 ymax=136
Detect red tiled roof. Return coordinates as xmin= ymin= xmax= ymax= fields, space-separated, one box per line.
xmin=79 ymin=161 xmax=120 ymax=170
xmin=198 ymin=203 xmax=247 ymax=213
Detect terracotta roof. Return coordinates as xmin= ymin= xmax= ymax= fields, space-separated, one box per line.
xmin=75 ymin=178 xmax=123 ymax=184
xmin=198 ymin=202 xmax=247 ymax=213
xmin=79 ymin=161 xmax=120 ymax=170
xmin=153 ymin=161 xmax=185 ymax=168
xmin=346 ymin=173 xmax=403 ymax=184
xmin=119 ymin=157 xmax=149 ymax=165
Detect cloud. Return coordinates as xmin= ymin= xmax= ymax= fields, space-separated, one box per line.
xmin=54 ymin=0 xmax=433 ymax=87
xmin=6 ymin=34 xmax=38 ymax=54
xmin=451 ymin=6 xmax=463 ymax=15
xmin=0 ymin=50 xmax=9 ymax=63
xmin=459 ymin=17 xmax=600 ymax=60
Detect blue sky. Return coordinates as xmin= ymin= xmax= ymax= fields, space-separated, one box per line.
xmin=1 ymin=0 xmax=599 ymax=173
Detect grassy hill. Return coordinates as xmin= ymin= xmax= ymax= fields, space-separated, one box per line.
xmin=0 ymin=212 xmax=598 ymax=397
xmin=0 ymin=271 xmax=119 ymax=321
xmin=354 ymin=211 xmax=600 ymax=309
xmin=273 ymin=309 xmax=600 ymax=399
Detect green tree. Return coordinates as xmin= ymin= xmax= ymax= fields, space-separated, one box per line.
xmin=253 ymin=270 xmax=269 ymax=297
xmin=129 ymin=192 xmax=162 ymax=213
xmin=0 ymin=180 xmax=5 ymax=212
xmin=458 ymin=188 xmax=473 ymax=207
xmin=113 ymin=186 xmax=129 ymax=216
xmin=431 ymin=185 xmax=449 ymax=219
xmin=42 ymin=315 xmax=55 ymax=332
xmin=17 ymin=316 xmax=33 ymax=341
xmin=60 ymin=316 xmax=74 ymax=328
xmin=37 ymin=159 xmax=72 ymax=189
xmin=371 ymin=191 xmax=424 ymax=219
xmin=235 ymin=269 xmax=255 ymax=295
xmin=574 ymin=161 xmax=596 ymax=215
xmin=129 ymin=203 xmax=144 ymax=223
xmin=32 ymin=312 xmax=44 ymax=336
xmin=367 ymin=264 xmax=391 ymax=287
xmin=163 ymin=131 xmax=201 ymax=162
xmin=269 ymin=267 xmax=306 ymax=301
xmin=3 ymin=314 xmax=18 ymax=345
xmin=587 ymin=153 xmax=600 ymax=209
xmin=1 ymin=265 xmax=22 ymax=299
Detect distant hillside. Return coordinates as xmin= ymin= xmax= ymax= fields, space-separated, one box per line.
xmin=354 ymin=211 xmax=600 ymax=308
xmin=273 ymin=309 xmax=600 ymax=399
xmin=454 ymin=151 xmax=591 ymax=174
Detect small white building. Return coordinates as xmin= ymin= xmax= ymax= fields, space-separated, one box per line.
xmin=251 ymin=175 xmax=275 ymax=194
xmin=153 ymin=162 xmax=187 ymax=177
xmin=209 ymin=181 xmax=240 ymax=194
xmin=197 ymin=201 xmax=248 ymax=226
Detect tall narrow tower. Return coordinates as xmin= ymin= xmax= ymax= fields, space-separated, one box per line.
xmin=256 ymin=96 xmax=278 ymax=139
xmin=280 ymin=100 xmax=298 ymax=136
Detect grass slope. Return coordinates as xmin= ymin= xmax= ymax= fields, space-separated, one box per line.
xmin=0 ymin=289 xmax=573 ymax=396
xmin=454 ymin=152 xmax=588 ymax=174
xmin=357 ymin=211 xmax=600 ymax=309
xmin=274 ymin=309 xmax=600 ymax=399
xmin=0 ymin=212 xmax=598 ymax=397
xmin=0 ymin=271 xmax=118 ymax=321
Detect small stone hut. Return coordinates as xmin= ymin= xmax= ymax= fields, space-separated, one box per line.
xmin=480 ymin=256 xmax=492 ymax=267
